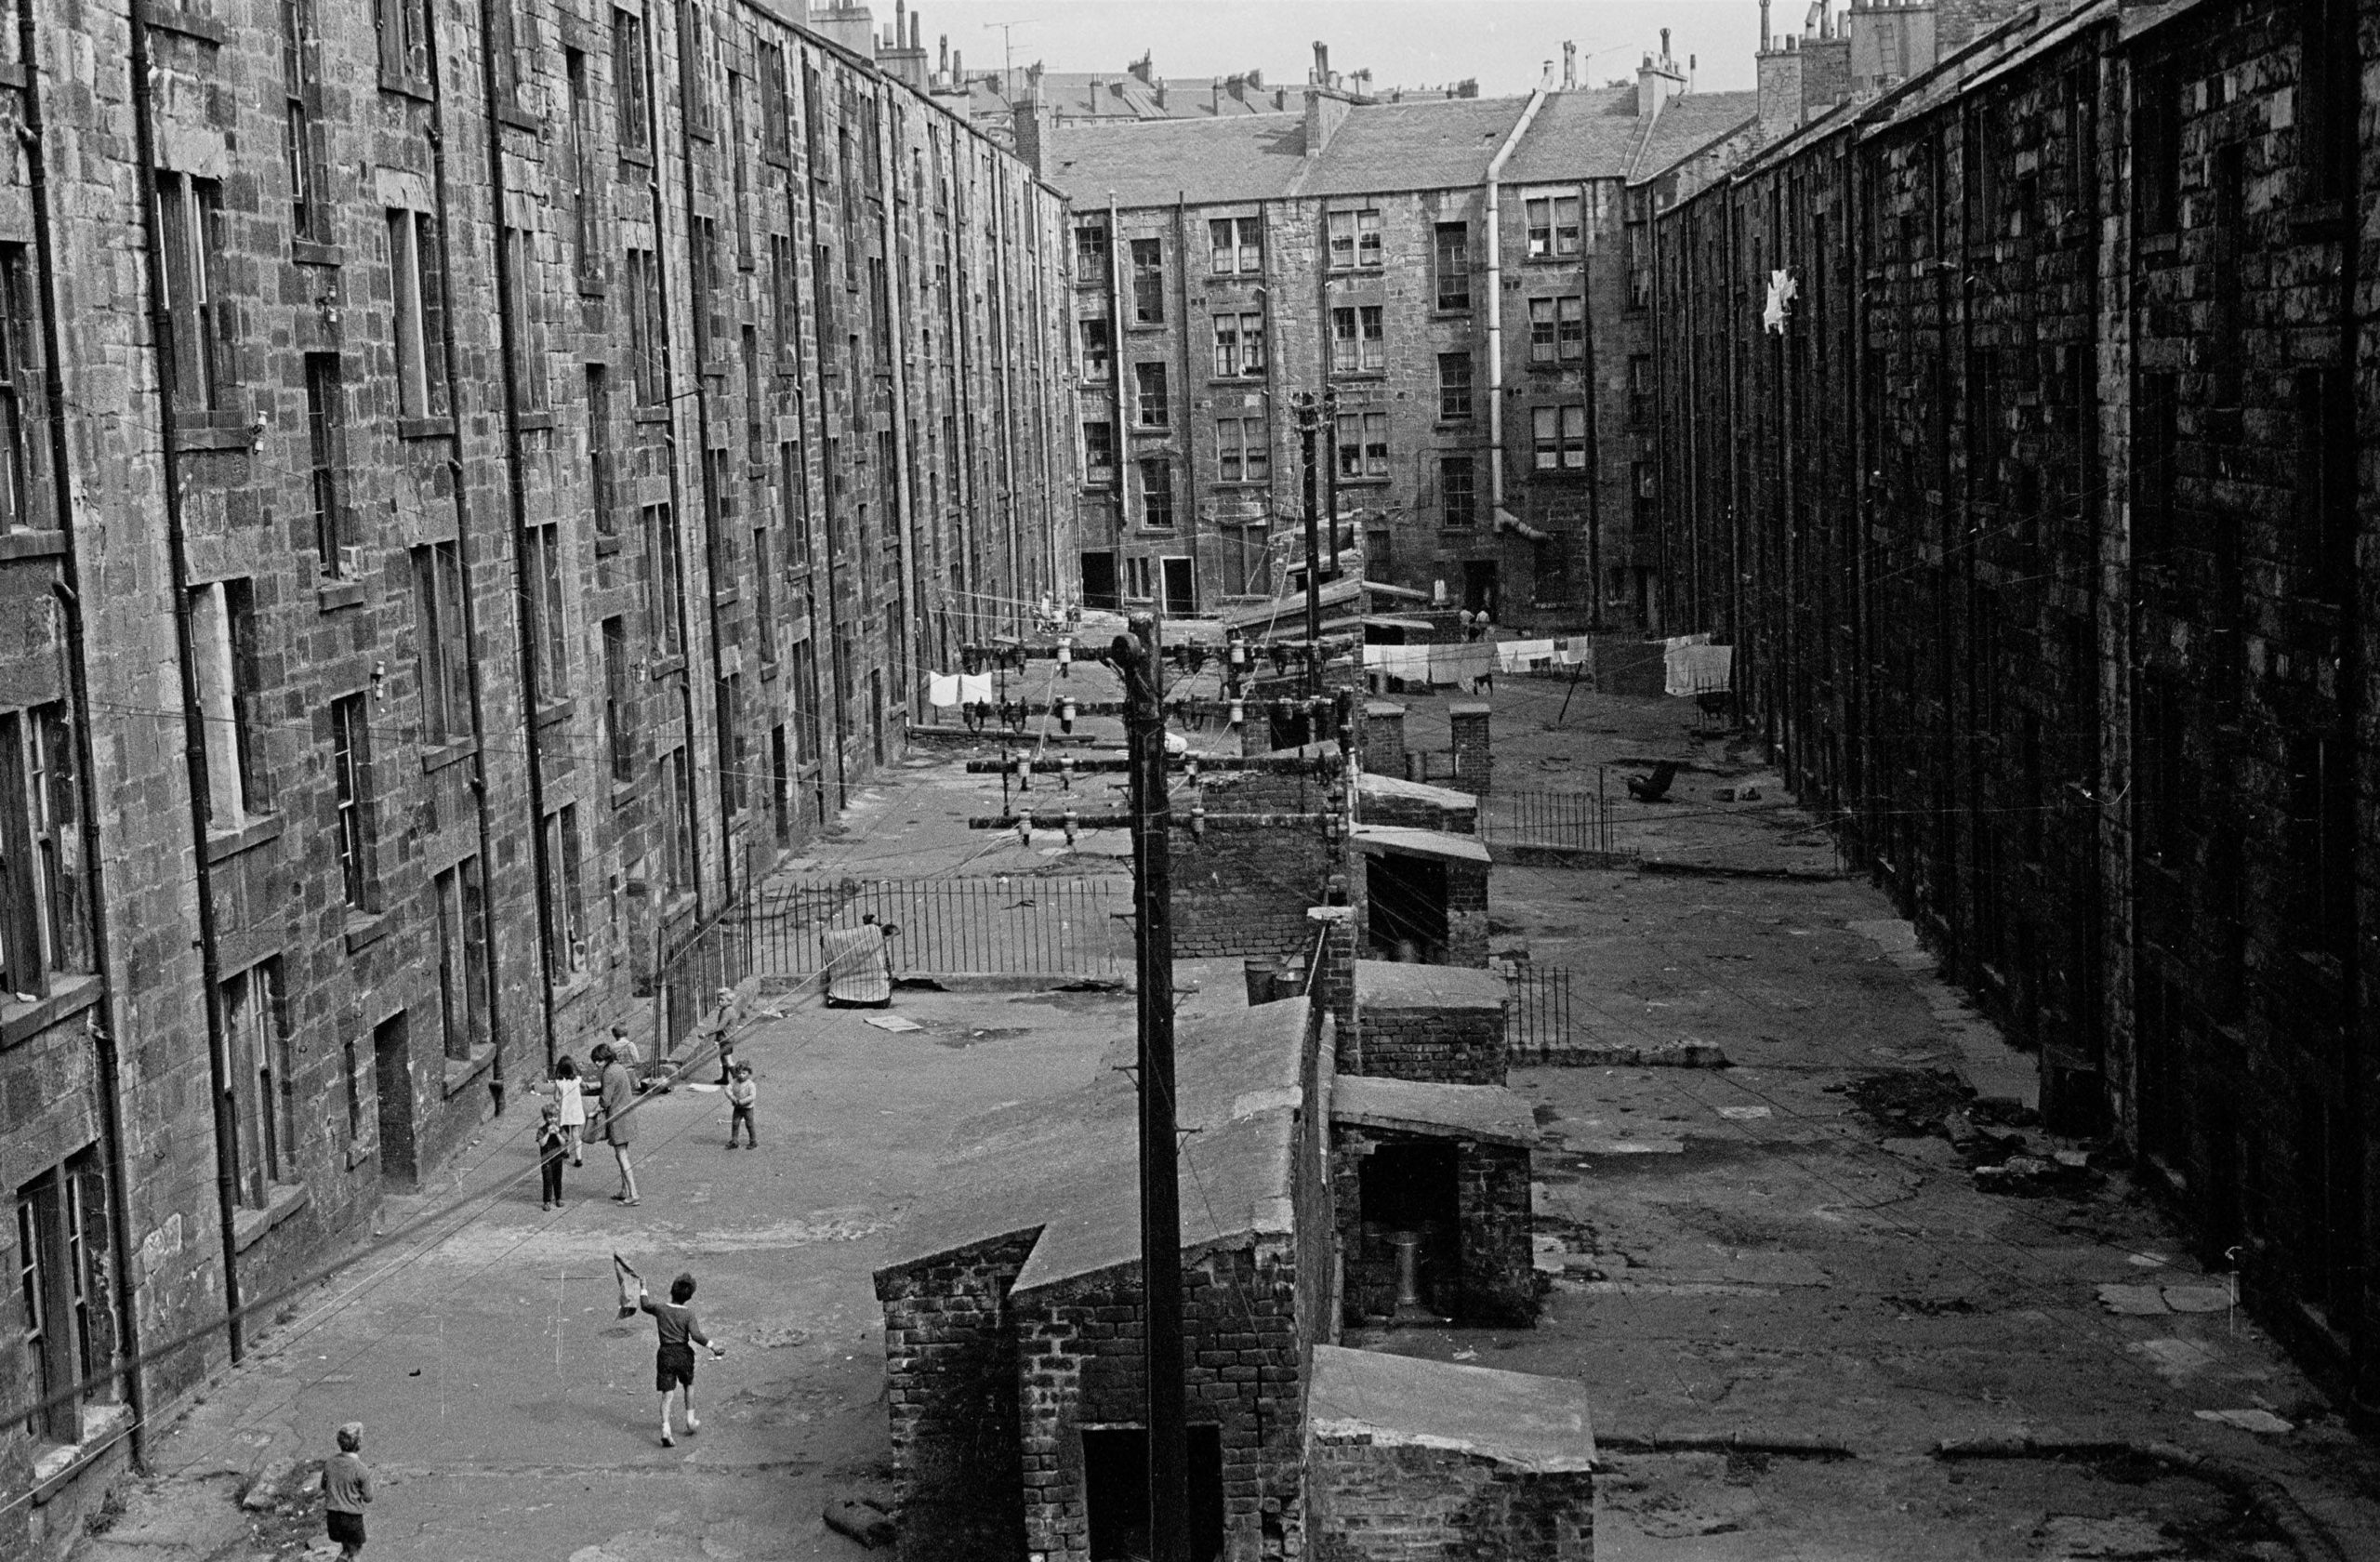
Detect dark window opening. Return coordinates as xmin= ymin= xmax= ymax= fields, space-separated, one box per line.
xmin=1357 ymin=1141 xmax=1461 ymax=1314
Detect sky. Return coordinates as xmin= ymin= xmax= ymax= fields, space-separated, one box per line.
xmin=910 ymin=1 xmax=1777 ymax=99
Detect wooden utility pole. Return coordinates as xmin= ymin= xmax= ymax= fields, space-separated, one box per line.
xmin=1296 ymin=393 xmax=1324 ymax=655
xmin=1114 ymin=614 xmax=1188 ymax=1562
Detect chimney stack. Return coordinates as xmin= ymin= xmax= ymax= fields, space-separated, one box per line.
xmin=1211 ymin=77 xmax=1223 ymax=114
xmin=1562 ymin=40 xmax=1577 ymax=89
xmin=1313 ymin=40 xmax=1329 ymax=83
xmin=1762 ymin=0 xmax=1773 ymax=49
xmin=938 ymin=33 xmax=949 ymax=76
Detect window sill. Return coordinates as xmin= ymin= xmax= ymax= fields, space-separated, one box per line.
xmin=398 ymin=416 xmax=456 ymax=441
xmin=1430 ymin=305 xmax=1474 ymax=319
xmin=1126 ymin=323 xmax=1168 ymax=335
xmin=1432 ymin=419 xmax=1476 ymax=432
xmin=496 ymin=103 xmax=542 ymax=133
xmin=2136 ymin=230 xmax=2181 ymax=258
xmin=204 ymin=811 xmax=284 ymax=865
xmin=27 ymin=1402 xmax=134 ymax=1502
xmin=2289 ymin=203 xmax=2349 ymax=242
xmin=1329 ymin=371 xmax=1388 ymax=383
xmin=230 ymin=1182 xmax=310 ymax=1253
xmin=534 ymin=697 xmax=575 ymax=731
xmin=649 ymin=654 xmax=687 ymax=682
xmin=516 ymin=411 xmax=557 ymax=432
xmin=318 ymin=579 xmax=365 ymax=613
xmin=1207 ymin=377 xmax=1267 ymax=390
xmin=419 ymin=737 xmax=478 ymax=774
xmin=0 ymin=528 xmax=68 ymax=562
xmin=1131 ymin=423 xmax=1173 ymax=437
xmin=443 ymin=1041 xmax=496 ymax=1098
xmin=1335 ymin=476 xmax=1393 ymax=488
xmin=345 ymin=1137 xmax=378 ymax=1172
xmin=594 ymin=533 xmax=624 ymax=558
xmin=0 ymin=973 xmax=104 ymax=1052
xmin=578 ymin=277 xmax=607 ymax=298
xmin=611 ymin=774 xmax=645 ymax=810
xmin=1327 ymin=266 xmax=1386 ymax=277
xmin=632 ymin=406 xmax=673 ymax=425
xmin=713 ymin=584 xmax=741 ymax=607
xmin=377 ymin=71 xmax=436 ymax=103
xmin=618 ymin=149 xmax=655 ymax=173
xmin=758 ymin=658 xmax=779 ymax=682
xmin=344 ymin=911 xmax=390 ymax=954
xmin=178 ymin=424 xmax=256 ymax=453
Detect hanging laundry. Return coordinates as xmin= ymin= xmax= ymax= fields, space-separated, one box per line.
xmin=958 ymin=672 xmax=994 ymax=704
xmin=1679 ymin=643 xmax=1733 ymax=695
xmin=1496 ymin=638 xmax=1558 ymax=673
xmin=927 ymin=672 xmax=962 ymax=708
xmin=1661 ymin=633 xmax=1714 ymax=696
xmin=1430 ymin=643 xmax=1497 ymax=685
xmin=1764 ymin=269 xmax=1798 ymax=334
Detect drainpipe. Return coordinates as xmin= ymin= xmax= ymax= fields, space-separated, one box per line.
xmin=1108 ymin=193 xmax=1130 ymax=541
xmin=424 ymin=0 xmax=513 ymax=1079
xmin=1579 ymin=177 xmax=1605 ymax=629
xmin=475 ymin=0 xmax=550 ymax=1097
xmin=798 ymin=61 xmax=849 ymax=813
xmin=672 ymin=0 xmax=737 ymax=907
xmin=25 ymin=0 xmax=144 ymax=1450
xmin=992 ymin=168 xmax=1024 ymax=633
xmin=878 ymin=87 xmax=920 ymax=730
xmin=126 ymin=0 xmax=242 ymax=1364
xmin=1483 ymin=87 xmax=1549 ymax=541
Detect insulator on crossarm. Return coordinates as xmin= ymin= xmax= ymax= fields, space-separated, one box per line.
xmin=1060 ymin=755 xmax=1076 ymax=790
xmin=1057 ymin=637 xmax=1073 ymax=676
xmin=1190 ymin=802 xmax=1207 ymax=841
xmin=1063 ymin=807 xmax=1078 ymax=845
xmin=1017 ymin=813 xmax=1034 ymax=848
xmin=1227 ymin=698 xmax=1245 ymax=727
xmin=1059 ymin=695 xmax=1078 ymax=734
xmin=1015 ymin=753 xmax=1032 ymax=791
xmin=1228 ymin=634 xmax=1248 ymax=669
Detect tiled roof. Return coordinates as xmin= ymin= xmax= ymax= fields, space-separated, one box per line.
xmin=1297 ymin=94 xmax=1534 ymax=197
xmin=1047 ymin=113 xmax=1309 ymax=206
xmin=1629 ymin=91 xmax=1760 ymax=179
xmin=1497 ymin=86 xmax=1647 ymax=183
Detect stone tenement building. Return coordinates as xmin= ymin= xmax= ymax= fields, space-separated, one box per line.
xmin=1026 ymin=38 xmax=1759 ymax=629
xmin=0 ymin=0 xmax=1069 ymax=1545
xmin=1649 ymin=0 xmax=2380 ymax=1412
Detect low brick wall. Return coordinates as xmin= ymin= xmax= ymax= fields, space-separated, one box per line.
xmin=1174 ymin=771 xmax=1333 ymax=960
xmin=875 ymin=1231 xmax=1040 ymax=1562
xmin=1353 ymin=1005 xmax=1507 ymax=1086
xmin=1307 ymin=1439 xmax=1594 ymax=1561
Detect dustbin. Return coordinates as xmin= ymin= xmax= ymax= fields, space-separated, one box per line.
xmin=1243 ymin=957 xmax=1283 ymax=1006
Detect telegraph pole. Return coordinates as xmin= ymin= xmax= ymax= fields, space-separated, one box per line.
xmin=1114 ymin=614 xmax=1188 ymax=1562
xmin=1295 ymin=393 xmax=1324 ymax=654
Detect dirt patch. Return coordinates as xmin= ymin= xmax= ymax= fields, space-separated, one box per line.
xmin=1837 ymin=1068 xmax=1973 ymax=1135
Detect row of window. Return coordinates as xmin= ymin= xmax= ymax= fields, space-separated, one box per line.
xmin=1081 ymin=297 xmax=1594 ymax=395
xmin=1086 ymin=402 xmax=1594 ymax=487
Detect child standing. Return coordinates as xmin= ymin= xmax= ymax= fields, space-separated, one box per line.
xmin=324 ymin=1422 xmax=373 ymax=1560
xmin=724 ymin=1064 xmax=757 ymax=1149
xmin=640 ymin=1271 xmax=725 ymax=1446
xmin=534 ymin=1102 xmax=569 ymax=1211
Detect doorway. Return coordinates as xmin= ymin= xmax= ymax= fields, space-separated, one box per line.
xmin=1358 ymin=1141 xmax=1461 ymax=1315
xmin=372 ymin=1013 xmax=418 ymax=1187
xmin=1366 ymin=852 xmax=1449 ymax=963
xmin=1081 ymin=1423 xmax=1224 ymax=1562
xmin=1461 ymin=559 xmax=1500 ymax=618
xmin=1160 ymin=555 xmax=1195 ymax=617
xmin=868 ymin=668 xmax=885 ymax=767
xmin=1080 ymin=550 xmax=1119 ymax=611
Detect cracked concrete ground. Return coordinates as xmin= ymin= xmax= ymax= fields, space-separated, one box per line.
xmin=68 ymin=677 xmax=2380 ymax=1561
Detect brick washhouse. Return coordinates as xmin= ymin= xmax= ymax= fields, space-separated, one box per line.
xmin=0 ymin=1 xmax=1072 ymax=1545
xmin=1648 ymin=0 xmax=2380 ymax=1417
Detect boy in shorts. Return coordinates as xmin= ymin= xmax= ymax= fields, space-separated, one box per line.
xmin=640 ymin=1271 xmax=725 ymax=1446
xmin=324 ymin=1422 xmax=373 ymax=1558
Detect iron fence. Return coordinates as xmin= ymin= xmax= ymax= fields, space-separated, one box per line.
xmin=1478 ymin=789 xmax=1613 ymax=854
xmin=747 ymin=876 xmax=1136 ymax=981
xmin=1501 ymin=963 xmax=1586 ymax=1063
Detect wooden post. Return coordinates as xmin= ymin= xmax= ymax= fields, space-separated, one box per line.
xmin=1114 ymin=614 xmax=1188 ymax=1562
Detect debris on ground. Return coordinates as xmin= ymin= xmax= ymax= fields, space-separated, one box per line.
xmin=824 ymin=1496 xmax=895 ymax=1548
xmin=862 ymin=1014 xmax=924 ymax=1033
xmin=1842 ymin=1069 xmax=2101 ymax=1195
xmin=1562 ymin=1040 xmax=1732 ymax=1068
xmin=2194 ymin=1409 xmax=2294 ymax=1436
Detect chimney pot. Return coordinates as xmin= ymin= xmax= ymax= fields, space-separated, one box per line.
xmin=1314 ymin=40 xmax=1329 ymax=79
xmin=1660 ymin=26 xmax=1672 ymax=60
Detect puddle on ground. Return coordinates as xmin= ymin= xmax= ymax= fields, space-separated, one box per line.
xmin=934 ymin=1026 xmax=1034 ymax=1050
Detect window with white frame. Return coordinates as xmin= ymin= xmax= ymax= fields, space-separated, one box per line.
xmin=1327 ymin=208 xmax=1382 ymax=270
xmin=331 ymin=695 xmax=374 ymax=909
xmin=1335 ymin=412 xmax=1388 ymax=478
xmin=1212 ymin=312 xmax=1265 ymax=377
xmin=1526 ymin=192 xmax=1581 ymax=258
xmin=1216 ymin=417 xmax=1269 ymax=483
xmin=1532 ymin=404 xmax=1587 ymax=470
xmin=1208 ymin=216 xmax=1262 ymax=273
xmin=1330 ymin=306 xmax=1385 ymax=373
xmin=544 ymin=804 xmax=586 ymax=981
xmin=1437 ymin=352 xmax=1473 ymax=420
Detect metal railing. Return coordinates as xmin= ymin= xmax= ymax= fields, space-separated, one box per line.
xmin=1478 ymin=789 xmax=1614 ymax=854
xmin=747 ymin=876 xmax=1136 ymax=980
xmin=1501 ymin=962 xmax=1584 ymax=1063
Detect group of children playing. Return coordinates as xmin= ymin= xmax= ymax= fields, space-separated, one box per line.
xmin=529 ymin=989 xmax=760 ymax=1209
xmin=323 ymin=991 xmax=761 ymax=1554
